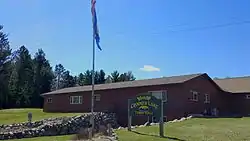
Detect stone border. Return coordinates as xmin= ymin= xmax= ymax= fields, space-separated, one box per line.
xmin=0 ymin=112 xmax=119 ymax=140
xmin=114 ymin=115 xmax=193 ymax=130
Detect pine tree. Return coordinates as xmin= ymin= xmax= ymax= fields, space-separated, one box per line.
xmin=61 ymin=70 xmax=76 ymax=88
xmin=54 ymin=64 xmax=65 ymax=89
xmin=77 ymin=73 xmax=85 ymax=86
xmin=111 ymin=70 xmax=120 ymax=82
xmin=14 ymin=46 xmax=34 ymax=107
xmin=32 ymin=49 xmax=53 ymax=107
xmin=0 ymin=25 xmax=11 ymax=109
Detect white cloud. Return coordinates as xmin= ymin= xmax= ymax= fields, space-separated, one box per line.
xmin=140 ymin=65 xmax=160 ymax=72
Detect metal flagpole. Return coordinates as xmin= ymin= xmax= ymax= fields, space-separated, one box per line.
xmin=91 ymin=28 xmax=95 ymax=134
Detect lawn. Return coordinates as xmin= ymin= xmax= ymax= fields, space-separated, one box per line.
xmin=116 ymin=118 xmax=250 ymax=141
xmin=0 ymin=108 xmax=81 ymax=125
xmin=1 ymin=109 xmax=250 ymax=141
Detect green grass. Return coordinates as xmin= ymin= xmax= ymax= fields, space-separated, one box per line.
xmin=9 ymin=135 xmax=73 ymax=141
xmin=116 ymin=118 xmax=250 ymax=141
xmin=0 ymin=108 xmax=81 ymax=125
xmin=1 ymin=109 xmax=250 ymax=141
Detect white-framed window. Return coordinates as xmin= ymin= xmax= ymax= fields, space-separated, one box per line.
xmin=204 ymin=94 xmax=210 ymax=103
xmin=94 ymin=94 xmax=101 ymax=101
xmin=191 ymin=90 xmax=198 ymax=101
xmin=47 ymin=98 xmax=52 ymax=103
xmin=149 ymin=90 xmax=167 ymax=102
xmin=70 ymin=96 xmax=82 ymax=104
xmin=246 ymin=95 xmax=250 ymax=99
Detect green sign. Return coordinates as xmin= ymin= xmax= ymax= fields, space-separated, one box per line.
xmin=129 ymin=94 xmax=162 ymax=117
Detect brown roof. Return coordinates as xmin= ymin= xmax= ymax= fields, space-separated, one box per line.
xmin=41 ymin=73 xmax=204 ymax=96
xmin=214 ymin=76 xmax=250 ymax=93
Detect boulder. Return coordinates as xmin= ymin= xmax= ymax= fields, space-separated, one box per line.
xmin=0 ymin=112 xmax=119 ymax=140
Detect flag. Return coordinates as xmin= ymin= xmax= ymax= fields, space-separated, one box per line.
xmin=91 ymin=0 xmax=102 ymax=50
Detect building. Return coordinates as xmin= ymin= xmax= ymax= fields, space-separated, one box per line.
xmin=41 ymin=73 xmax=250 ymax=126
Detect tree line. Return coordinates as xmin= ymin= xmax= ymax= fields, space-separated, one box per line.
xmin=0 ymin=25 xmax=135 ymax=109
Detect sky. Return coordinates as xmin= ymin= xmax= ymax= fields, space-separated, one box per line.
xmin=1 ymin=0 xmax=250 ymax=80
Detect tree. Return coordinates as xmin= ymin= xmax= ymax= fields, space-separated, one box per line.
xmin=61 ymin=70 xmax=76 ymax=88
xmin=54 ymin=64 xmax=65 ymax=89
xmin=32 ymin=49 xmax=54 ymax=107
xmin=83 ymin=70 xmax=92 ymax=85
xmin=0 ymin=25 xmax=11 ymax=109
xmin=77 ymin=73 xmax=85 ymax=86
xmin=98 ymin=69 xmax=106 ymax=84
xmin=119 ymin=71 xmax=136 ymax=81
xmin=110 ymin=70 xmax=120 ymax=83
xmin=8 ymin=63 xmax=18 ymax=108
xmin=9 ymin=46 xmax=34 ymax=107
xmin=94 ymin=69 xmax=106 ymax=84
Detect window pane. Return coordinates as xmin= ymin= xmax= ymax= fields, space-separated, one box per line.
xmin=79 ymin=96 xmax=82 ymax=104
xmin=74 ymin=97 xmax=79 ymax=103
xmin=152 ymin=91 xmax=162 ymax=99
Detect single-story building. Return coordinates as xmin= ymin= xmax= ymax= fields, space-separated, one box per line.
xmin=41 ymin=73 xmax=250 ymax=126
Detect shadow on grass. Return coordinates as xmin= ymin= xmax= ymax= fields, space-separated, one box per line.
xmin=131 ymin=131 xmax=186 ymax=141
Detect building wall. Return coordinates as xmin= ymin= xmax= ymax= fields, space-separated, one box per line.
xmin=43 ymin=74 xmax=244 ymax=125
xmin=182 ymin=74 xmax=231 ymax=116
xmin=230 ymin=93 xmax=250 ymax=116
xmin=43 ymin=83 xmax=188 ymax=126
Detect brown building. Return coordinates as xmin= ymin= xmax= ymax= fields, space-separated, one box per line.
xmin=41 ymin=73 xmax=250 ymax=126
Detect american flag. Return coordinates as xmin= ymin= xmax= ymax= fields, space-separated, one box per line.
xmin=91 ymin=0 xmax=101 ymax=50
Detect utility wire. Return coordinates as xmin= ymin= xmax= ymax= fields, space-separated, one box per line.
xmin=171 ymin=20 xmax=250 ymax=32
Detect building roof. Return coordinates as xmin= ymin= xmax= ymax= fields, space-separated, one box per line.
xmin=214 ymin=76 xmax=250 ymax=93
xmin=41 ymin=73 xmax=204 ymax=96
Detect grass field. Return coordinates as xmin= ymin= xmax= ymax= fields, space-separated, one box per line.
xmin=0 ymin=108 xmax=81 ymax=125
xmin=1 ymin=109 xmax=250 ymax=141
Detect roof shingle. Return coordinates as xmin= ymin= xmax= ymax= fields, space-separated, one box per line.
xmin=41 ymin=73 xmax=204 ymax=96
xmin=214 ymin=76 xmax=250 ymax=93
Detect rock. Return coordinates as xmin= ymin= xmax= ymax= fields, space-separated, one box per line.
xmin=150 ymin=122 xmax=155 ymax=126
xmin=144 ymin=122 xmax=151 ymax=126
xmin=139 ymin=125 xmax=145 ymax=128
xmin=117 ymin=127 xmax=123 ymax=130
xmin=0 ymin=112 xmax=119 ymax=140
xmin=179 ymin=117 xmax=186 ymax=121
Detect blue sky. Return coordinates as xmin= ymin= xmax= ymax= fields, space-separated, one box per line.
xmin=1 ymin=0 xmax=250 ymax=79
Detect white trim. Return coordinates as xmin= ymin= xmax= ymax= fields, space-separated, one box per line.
xmin=191 ymin=90 xmax=198 ymax=101
xmin=204 ymin=94 xmax=210 ymax=103
xmin=246 ymin=95 xmax=250 ymax=99
xmin=47 ymin=97 xmax=52 ymax=103
xmin=70 ymin=96 xmax=82 ymax=104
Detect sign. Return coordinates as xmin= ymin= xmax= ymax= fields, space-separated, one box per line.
xmin=129 ymin=94 xmax=161 ymax=117
xmin=128 ymin=92 xmax=165 ymax=137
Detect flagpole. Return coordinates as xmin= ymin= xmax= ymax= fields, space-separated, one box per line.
xmin=91 ymin=27 xmax=95 ymax=133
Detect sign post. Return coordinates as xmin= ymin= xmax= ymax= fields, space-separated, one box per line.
xmin=159 ymin=93 xmax=164 ymax=137
xmin=128 ymin=93 xmax=164 ymax=137
xmin=128 ymin=99 xmax=132 ymax=131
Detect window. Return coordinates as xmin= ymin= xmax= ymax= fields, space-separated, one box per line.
xmin=246 ymin=95 xmax=250 ymax=99
xmin=204 ymin=94 xmax=210 ymax=103
xmin=95 ymin=94 xmax=101 ymax=101
xmin=47 ymin=98 xmax=52 ymax=103
xmin=70 ymin=96 xmax=82 ymax=104
xmin=149 ymin=90 xmax=167 ymax=102
xmin=191 ymin=90 xmax=198 ymax=101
